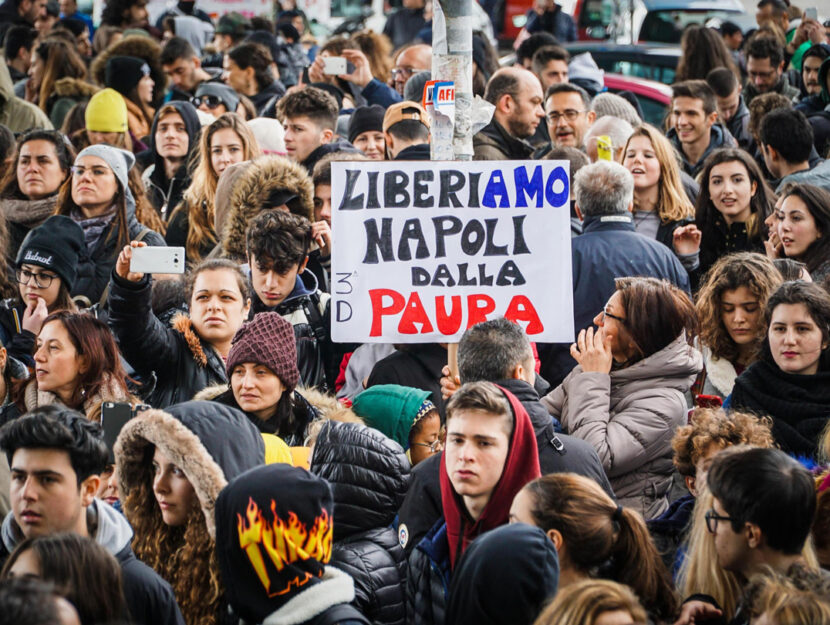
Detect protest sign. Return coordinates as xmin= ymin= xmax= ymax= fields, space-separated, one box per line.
xmin=331 ymin=161 xmax=574 ymax=343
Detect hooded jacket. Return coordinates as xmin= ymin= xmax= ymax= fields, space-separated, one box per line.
xmin=107 ymin=272 xmax=228 ymax=408
xmin=542 ymin=334 xmax=703 ymax=520
xmin=0 ymin=55 xmax=52 ymax=132
xmin=725 ymin=94 xmax=752 ymax=151
xmin=90 ymin=35 xmax=168 ymax=109
xmin=445 ymin=524 xmax=559 ymax=625
xmin=728 ymin=358 xmax=830 ymax=459
xmin=666 ymin=123 xmax=736 ymax=178
xmin=310 ymin=421 xmax=410 ymax=625
xmin=300 ymin=139 xmax=360 ymax=176
xmin=215 ymin=464 xmax=368 ymax=625
xmin=406 ymin=386 xmax=541 ymax=625
xmin=473 ymin=119 xmax=535 ymax=161
xmin=1 ymin=500 xmax=185 ymax=625
xmin=141 ymin=100 xmax=201 ymax=221
xmin=220 ymin=156 xmax=314 ymax=262
xmin=795 ymin=47 xmax=830 ymax=115
xmin=46 ymin=77 xmax=99 ymax=130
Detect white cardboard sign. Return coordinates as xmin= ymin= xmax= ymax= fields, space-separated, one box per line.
xmin=331 ymin=161 xmax=574 ymax=343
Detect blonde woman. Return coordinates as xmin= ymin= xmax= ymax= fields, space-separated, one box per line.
xmin=533 ymin=579 xmax=647 ymax=625
xmin=166 ymin=113 xmax=260 ymax=265
xmin=621 ymin=123 xmax=698 ymax=269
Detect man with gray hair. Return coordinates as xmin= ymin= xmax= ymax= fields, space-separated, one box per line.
xmin=539 ymin=160 xmax=690 ymax=387
xmin=584 ymin=115 xmax=634 ymax=163
xmin=398 ymin=316 xmax=614 ymax=556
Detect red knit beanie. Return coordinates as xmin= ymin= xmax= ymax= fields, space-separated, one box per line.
xmin=226 ymin=312 xmax=300 ymax=391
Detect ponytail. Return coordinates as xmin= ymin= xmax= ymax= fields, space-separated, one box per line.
xmin=610 ymin=506 xmax=678 ymax=621
xmin=525 ymin=474 xmax=678 ymax=621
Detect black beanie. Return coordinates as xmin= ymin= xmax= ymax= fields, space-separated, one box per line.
xmin=215 ymin=464 xmax=334 ymax=624
xmin=348 ymin=104 xmax=385 ymax=143
xmin=15 ymin=215 xmax=85 ymax=291
xmin=105 ymin=56 xmax=150 ymax=97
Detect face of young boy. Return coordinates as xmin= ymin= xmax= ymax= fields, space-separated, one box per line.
xmin=283 ymin=115 xmax=329 ymax=163
xmin=249 ymin=254 xmax=308 ymax=308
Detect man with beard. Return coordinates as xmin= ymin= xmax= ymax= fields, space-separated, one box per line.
xmin=473 ymin=67 xmax=545 ymax=160
xmin=795 ymin=43 xmax=830 ymax=116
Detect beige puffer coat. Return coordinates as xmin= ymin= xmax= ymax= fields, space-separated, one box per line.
xmin=541 ymin=334 xmax=702 ymax=519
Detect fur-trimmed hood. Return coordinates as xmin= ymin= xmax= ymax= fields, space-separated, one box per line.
xmin=114 ymin=400 xmax=265 ymax=537
xmin=90 ymin=35 xmax=167 ymax=107
xmin=171 ymin=312 xmax=209 ymax=366
xmin=52 ymin=77 xmax=99 ymax=99
xmin=221 ymin=156 xmax=314 ymax=261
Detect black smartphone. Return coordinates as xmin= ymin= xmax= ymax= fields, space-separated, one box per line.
xmin=101 ymin=402 xmax=148 ymax=462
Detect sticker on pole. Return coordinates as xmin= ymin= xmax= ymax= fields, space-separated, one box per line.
xmin=423 ymin=80 xmax=456 ymax=160
xmin=330 ymin=161 xmax=574 ymax=343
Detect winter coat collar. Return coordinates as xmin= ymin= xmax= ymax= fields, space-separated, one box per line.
xmin=476 ymin=119 xmax=535 ymax=160
xmin=170 ymin=312 xmax=214 ymax=367
xmin=581 ymin=213 xmax=636 ymax=233
xmin=494 ymin=378 xmax=551 ymax=435
xmin=702 ymin=346 xmax=739 ymax=397
xmin=115 ymin=401 xmax=265 ymax=538
xmin=439 ymin=386 xmax=540 ymax=568
xmin=608 ymin=333 xmax=702 ymax=389
xmin=261 ymin=566 xmax=355 ymax=625
xmin=667 ymin=124 xmax=733 ymax=175
xmin=395 ymin=143 xmax=431 ymax=160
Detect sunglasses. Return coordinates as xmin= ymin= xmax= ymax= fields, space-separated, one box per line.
xmin=190 ymin=95 xmax=227 ymax=109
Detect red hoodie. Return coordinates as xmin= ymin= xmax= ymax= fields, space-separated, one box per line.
xmin=439 ymin=385 xmax=541 ymax=569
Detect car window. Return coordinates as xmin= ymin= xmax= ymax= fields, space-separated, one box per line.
xmin=640 ymin=10 xmax=743 ymax=43
xmin=578 ymin=0 xmax=613 ymax=28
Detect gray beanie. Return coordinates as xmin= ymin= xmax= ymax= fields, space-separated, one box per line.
xmin=75 ymin=145 xmax=135 ymax=193
xmin=590 ymin=92 xmax=641 ymax=127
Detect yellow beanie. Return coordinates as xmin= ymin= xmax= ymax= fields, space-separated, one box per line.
xmin=261 ymin=433 xmax=294 ymax=465
xmin=85 ymin=88 xmax=128 ymax=133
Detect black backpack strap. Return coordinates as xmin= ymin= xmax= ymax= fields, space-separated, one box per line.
xmin=308 ymin=603 xmax=370 ymax=625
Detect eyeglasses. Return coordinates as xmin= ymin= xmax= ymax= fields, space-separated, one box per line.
xmin=547 ymin=109 xmax=586 ymax=123
xmin=601 ymin=305 xmax=626 ymax=324
xmin=190 ymin=95 xmax=225 ymax=109
xmin=391 ymin=67 xmax=426 ymax=80
xmin=71 ymin=165 xmax=111 ymax=178
xmin=705 ymin=509 xmax=733 ymax=533
xmin=410 ymin=439 xmax=444 ymax=453
xmin=16 ymin=268 xmax=57 ymax=288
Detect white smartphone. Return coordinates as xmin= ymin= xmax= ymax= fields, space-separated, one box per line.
xmin=130 ymin=247 xmax=185 ymax=274
xmin=323 ymin=56 xmax=347 ymax=75
xmin=804 ymin=7 xmax=817 ymax=20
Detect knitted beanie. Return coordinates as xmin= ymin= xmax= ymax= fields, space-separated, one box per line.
xmin=75 ymin=145 xmax=135 ymax=193
xmin=215 ymin=464 xmax=334 ymax=623
xmin=347 ymin=105 xmax=385 ymax=143
xmin=352 ymin=384 xmax=435 ymax=450
xmin=85 ymin=88 xmax=128 ymax=133
xmin=226 ymin=312 xmax=300 ymax=391
xmin=104 ymin=55 xmax=151 ymax=98
xmin=16 ymin=215 xmax=86 ymax=291
xmin=590 ymin=92 xmax=641 ymax=127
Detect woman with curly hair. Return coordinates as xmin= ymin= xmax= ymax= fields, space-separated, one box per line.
xmin=166 ymin=113 xmax=260 ymax=265
xmin=693 ymin=252 xmax=782 ymax=400
xmin=621 ymin=123 xmax=697 ymax=268
xmin=114 ymin=400 xmax=265 ymax=625
xmin=511 ymin=473 xmax=678 ymax=622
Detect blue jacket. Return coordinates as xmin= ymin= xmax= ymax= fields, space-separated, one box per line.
xmin=406 ymin=519 xmax=451 ymax=625
xmin=540 ymin=214 xmax=690 ymax=387
xmin=362 ymin=79 xmax=402 ymax=108
xmin=525 ymin=6 xmax=577 ymax=42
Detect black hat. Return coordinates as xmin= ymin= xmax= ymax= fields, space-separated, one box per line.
xmin=347 ymin=104 xmax=385 ymax=143
xmin=215 ymin=464 xmax=335 ymax=624
xmin=105 ymin=56 xmax=151 ymax=98
xmin=16 ymin=215 xmax=85 ymax=291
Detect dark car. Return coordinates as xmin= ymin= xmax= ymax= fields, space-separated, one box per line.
xmin=565 ymin=41 xmax=680 ymax=83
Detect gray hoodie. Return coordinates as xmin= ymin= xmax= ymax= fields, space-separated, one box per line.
xmin=2 ymin=501 xmax=185 ymax=625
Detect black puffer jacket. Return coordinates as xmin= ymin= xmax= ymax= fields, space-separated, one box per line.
xmin=311 ymin=420 xmax=410 ymax=625
xmin=107 ymin=272 xmax=227 ymax=408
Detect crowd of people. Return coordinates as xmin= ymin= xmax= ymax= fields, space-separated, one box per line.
xmin=0 ymin=0 xmax=829 ymax=623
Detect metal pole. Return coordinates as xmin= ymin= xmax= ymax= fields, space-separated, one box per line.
xmin=431 ymin=0 xmax=474 ymax=160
